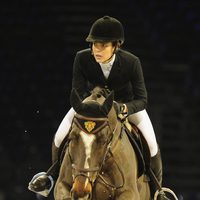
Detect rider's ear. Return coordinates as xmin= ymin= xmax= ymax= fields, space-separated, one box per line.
xmin=101 ymin=91 xmax=114 ymax=115
xmin=70 ymin=88 xmax=82 ymax=113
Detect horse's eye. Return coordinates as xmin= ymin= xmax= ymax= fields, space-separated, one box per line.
xmin=96 ymin=136 xmax=107 ymax=144
xmin=96 ymin=131 xmax=108 ymax=144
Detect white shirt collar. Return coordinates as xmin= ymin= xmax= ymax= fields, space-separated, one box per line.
xmin=100 ymin=54 xmax=116 ymax=67
xmin=99 ymin=54 xmax=116 ymax=79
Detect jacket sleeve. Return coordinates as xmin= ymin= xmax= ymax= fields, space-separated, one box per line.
xmin=72 ymin=52 xmax=90 ymax=100
xmin=126 ymin=58 xmax=148 ymax=114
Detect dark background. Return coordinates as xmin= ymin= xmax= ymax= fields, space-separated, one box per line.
xmin=1 ymin=0 xmax=200 ymax=199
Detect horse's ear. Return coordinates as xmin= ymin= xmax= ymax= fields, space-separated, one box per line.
xmin=70 ymin=88 xmax=82 ymax=112
xmin=101 ymin=91 xmax=114 ymax=115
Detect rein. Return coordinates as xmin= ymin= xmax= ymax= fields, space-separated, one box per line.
xmin=97 ymin=120 xmax=125 ymax=190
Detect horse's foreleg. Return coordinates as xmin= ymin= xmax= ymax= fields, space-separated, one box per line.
xmin=54 ymin=150 xmax=73 ymax=200
xmin=115 ymin=190 xmax=140 ymax=200
xmin=54 ymin=181 xmax=71 ymax=200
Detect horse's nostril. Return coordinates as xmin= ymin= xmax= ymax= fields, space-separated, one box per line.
xmin=72 ymin=176 xmax=92 ymax=198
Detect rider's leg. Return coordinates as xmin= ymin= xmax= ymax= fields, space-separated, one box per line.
xmin=49 ymin=107 xmax=75 ymax=177
xmin=50 ymin=107 xmax=76 ymax=174
xmin=54 ymin=107 xmax=75 ymax=148
xmin=128 ymin=110 xmax=163 ymax=191
xmin=29 ymin=108 xmax=75 ymax=194
xmin=128 ymin=109 xmax=158 ymax=157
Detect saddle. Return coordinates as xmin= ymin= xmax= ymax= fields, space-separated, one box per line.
xmin=121 ymin=119 xmax=151 ymax=178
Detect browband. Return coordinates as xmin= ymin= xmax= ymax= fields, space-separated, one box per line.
xmin=74 ymin=114 xmax=109 ymax=134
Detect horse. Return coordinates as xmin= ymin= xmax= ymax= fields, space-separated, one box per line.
xmin=54 ymin=87 xmax=151 ymax=200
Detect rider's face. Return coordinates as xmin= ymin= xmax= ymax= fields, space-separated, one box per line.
xmin=92 ymin=42 xmax=115 ymax=63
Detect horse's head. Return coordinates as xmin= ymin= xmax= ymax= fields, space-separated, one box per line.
xmin=68 ymin=87 xmax=118 ymax=199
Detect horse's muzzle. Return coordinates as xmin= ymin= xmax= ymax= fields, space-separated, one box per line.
xmin=72 ymin=175 xmax=92 ymax=199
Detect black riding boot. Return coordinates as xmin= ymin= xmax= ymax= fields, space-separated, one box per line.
xmin=150 ymin=148 xmax=169 ymax=200
xmin=30 ymin=142 xmax=60 ymax=193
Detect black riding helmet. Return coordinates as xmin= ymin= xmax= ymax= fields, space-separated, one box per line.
xmin=86 ymin=16 xmax=124 ymax=44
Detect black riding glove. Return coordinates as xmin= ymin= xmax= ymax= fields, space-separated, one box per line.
xmin=113 ymin=101 xmax=128 ymax=121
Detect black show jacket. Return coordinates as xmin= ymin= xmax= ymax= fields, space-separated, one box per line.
xmin=72 ymin=48 xmax=147 ymax=115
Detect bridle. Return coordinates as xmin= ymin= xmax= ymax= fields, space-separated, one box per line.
xmin=70 ymin=113 xmax=114 ymax=175
xmin=69 ymin=113 xmax=125 ymax=191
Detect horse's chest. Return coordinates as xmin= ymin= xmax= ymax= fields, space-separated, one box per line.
xmin=92 ymin=181 xmax=115 ymax=200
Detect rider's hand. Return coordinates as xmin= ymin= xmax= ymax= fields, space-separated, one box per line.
xmin=121 ymin=104 xmax=128 ymax=114
xmin=113 ymin=102 xmax=128 ymax=114
xmin=113 ymin=102 xmax=128 ymax=122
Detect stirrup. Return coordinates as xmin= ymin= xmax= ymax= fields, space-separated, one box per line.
xmin=28 ymin=172 xmax=54 ymax=197
xmin=154 ymin=187 xmax=179 ymax=200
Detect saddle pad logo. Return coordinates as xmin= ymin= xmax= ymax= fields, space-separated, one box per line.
xmin=84 ymin=121 xmax=96 ymax=132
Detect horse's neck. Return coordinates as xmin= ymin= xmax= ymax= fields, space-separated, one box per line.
xmin=107 ymin=107 xmax=118 ymax=128
xmin=110 ymin=120 xmax=122 ymax=153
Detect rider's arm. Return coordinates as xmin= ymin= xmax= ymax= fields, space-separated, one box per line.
xmin=125 ymin=58 xmax=147 ymax=115
xmin=72 ymin=52 xmax=90 ymax=100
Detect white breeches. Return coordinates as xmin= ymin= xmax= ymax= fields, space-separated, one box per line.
xmin=54 ymin=108 xmax=158 ymax=157
xmin=128 ymin=110 xmax=158 ymax=157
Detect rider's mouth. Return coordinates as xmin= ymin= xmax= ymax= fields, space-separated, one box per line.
xmin=95 ymin=54 xmax=102 ymax=59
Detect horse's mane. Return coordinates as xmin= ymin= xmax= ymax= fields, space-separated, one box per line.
xmin=89 ymin=86 xmax=111 ymax=101
xmin=88 ymin=87 xmax=118 ymax=128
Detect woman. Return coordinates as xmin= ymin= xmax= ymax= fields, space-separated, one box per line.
xmin=29 ymin=16 xmax=164 ymax=198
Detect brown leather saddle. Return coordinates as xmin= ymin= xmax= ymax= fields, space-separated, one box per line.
xmin=122 ymin=120 xmax=151 ymax=178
